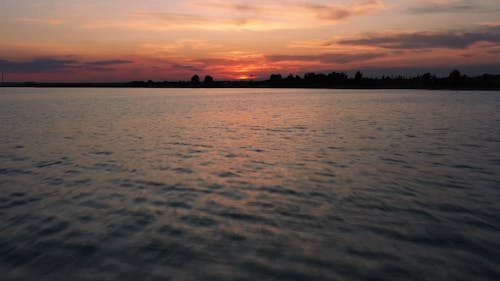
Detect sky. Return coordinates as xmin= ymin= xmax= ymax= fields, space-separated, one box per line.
xmin=1 ymin=0 xmax=500 ymax=82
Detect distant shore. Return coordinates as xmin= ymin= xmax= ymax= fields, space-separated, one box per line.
xmin=1 ymin=83 xmax=499 ymax=91
xmin=2 ymin=71 xmax=499 ymax=90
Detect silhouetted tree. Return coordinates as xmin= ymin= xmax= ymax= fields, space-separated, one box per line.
xmin=449 ymin=70 xmax=461 ymax=81
xmin=328 ymin=72 xmax=348 ymax=81
xmin=354 ymin=71 xmax=363 ymax=82
xmin=316 ymin=73 xmax=328 ymax=82
xmin=328 ymin=72 xmax=348 ymax=86
xmin=420 ymin=72 xmax=435 ymax=88
xmin=204 ymin=75 xmax=214 ymax=84
xmin=191 ymin=74 xmax=200 ymax=85
xmin=304 ymin=72 xmax=316 ymax=81
xmin=448 ymin=70 xmax=462 ymax=88
xmin=269 ymin=74 xmax=283 ymax=82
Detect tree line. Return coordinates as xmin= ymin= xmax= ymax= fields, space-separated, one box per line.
xmin=263 ymin=70 xmax=499 ymax=89
xmin=125 ymin=70 xmax=499 ymax=90
xmin=2 ymin=70 xmax=499 ymax=90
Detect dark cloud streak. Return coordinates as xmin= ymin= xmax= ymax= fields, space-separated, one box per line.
xmin=306 ymin=0 xmax=382 ymax=21
xmin=267 ymin=52 xmax=386 ymax=64
xmin=0 ymin=58 xmax=78 ymax=73
xmin=0 ymin=58 xmax=133 ymax=73
xmin=338 ymin=26 xmax=500 ymax=49
xmin=86 ymin=60 xmax=133 ymax=66
xmin=169 ymin=63 xmax=202 ymax=72
xmin=408 ymin=0 xmax=481 ymax=14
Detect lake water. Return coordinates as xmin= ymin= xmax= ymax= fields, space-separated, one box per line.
xmin=0 ymin=88 xmax=499 ymax=281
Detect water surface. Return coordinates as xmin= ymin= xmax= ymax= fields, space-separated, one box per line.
xmin=1 ymin=88 xmax=499 ymax=281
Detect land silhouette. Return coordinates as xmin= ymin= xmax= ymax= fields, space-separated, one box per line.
xmin=1 ymin=70 xmax=499 ymax=90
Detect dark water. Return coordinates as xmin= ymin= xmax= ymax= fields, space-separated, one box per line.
xmin=1 ymin=88 xmax=499 ymax=281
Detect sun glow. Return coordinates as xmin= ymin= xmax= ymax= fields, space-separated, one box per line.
xmin=2 ymin=0 xmax=499 ymax=82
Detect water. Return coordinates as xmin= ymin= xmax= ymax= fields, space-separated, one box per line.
xmin=0 ymin=88 xmax=499 ymax=281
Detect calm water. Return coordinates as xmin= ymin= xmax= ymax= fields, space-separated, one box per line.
xmin=0 ymin=88 xmax=499 ymax=281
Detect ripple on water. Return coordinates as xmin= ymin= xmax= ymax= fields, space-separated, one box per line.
xmin=166 ymin=201 xmax=191 ymax=209
xmin=139 ymin=240 xmax=198 ymax=266
xmin=91 ymin=151 xmax=114 ymax=155
xmin=0 ymin=168 xmax=33 ymax=175
xmin=91 ymin=162 xmax=127 ymax=172
xmin=80 ymin=200 xmax=109 ymax=210
xmin=37 ymin=221 xmax=70 ymax=237
xmin=179 ymin=215 xmax=217 ymax=228
xmin=1 ymin=89 xmax=500 ymax=281
xmin=157 ymin=225 xmax=184 ymax=237
xmin=171 ymin=167 xmax=195 ymax=174
xmin=216 ymin=171 xmax=240 ymax=178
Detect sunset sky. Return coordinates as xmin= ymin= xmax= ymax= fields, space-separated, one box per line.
xmin=1 ymin=0 xmax=500 ymax=82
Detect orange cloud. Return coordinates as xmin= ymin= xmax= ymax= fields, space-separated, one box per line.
xmin=306 ymin=0 xmax=384 ymax=21
xmin=16 ymin=18 xmax=64 ymax=25
xmin=78 ymin=1 xmax=385 ymax=32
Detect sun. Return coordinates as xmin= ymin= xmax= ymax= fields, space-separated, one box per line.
xmin=238 ymin=75 xmax=249 ymax=80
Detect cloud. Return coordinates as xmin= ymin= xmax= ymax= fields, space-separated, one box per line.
xmin=487 ymin=48 xmax=500 ymax=54
xmin=338 ymin=26 xmax=500 ymax=49
xmin=141 ymin=41 xmax=224 ymax=54
xmin=86 ymin=60 xmax=132 ymax=66
xmin=266 ymin=52 xmax=387 ymax=64
xmin=169 ymin=63 xmax=202 ymax=72
xmin=408 ymin=0 xmax=496 ymax=14
xmin=82 ymin=60 xmax=133 ymax=72
xmin=81 ymin=0 xmax=385 ymax=31
xmin=0 ymin=58 xmax=78 ymax=73
xmin=306 ymin=0 xmax=383 ymax=21
xmin=409 ymin=0 xmax=476 ymax=13
xmin=0 ymin=58 xmax=133 ymax=73
xmin=83 ymin=12 xmax=287 ymax=31
xmin=135 ymin=12 xmax=205 ymax=26
xmin=197 ymin=1 xmax=260 ymax=13
xmin=16 ymin=18 xmax=64 ymax=25
xmin=198 ymin=0 xmax=383 ymax=22
xmin=354 ymin=64 xmax=500 ymax=77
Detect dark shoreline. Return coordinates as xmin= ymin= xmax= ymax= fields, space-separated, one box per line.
xmin=2 ymin=71 xmax=499 ymax=90
xmin=1 ymin=83 xmax=499 ymax=91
